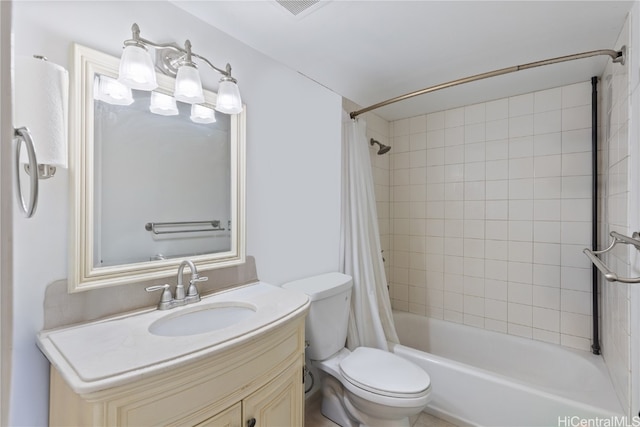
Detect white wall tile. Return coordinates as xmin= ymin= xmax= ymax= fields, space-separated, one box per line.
xmin=486 ymin=119 xmax=509 ymax=141
xmin=562 ymin=129 xmax=590 ymax=154
xmin=562 ymin=152 xmax=592 ymax=176
xmin=486 ymin=220 xmax=508 ymax=240
xmin=533 ymin=243 xmax=561 ymax=265
xmin=486 ymin=200 xmax=508 ymax=219
xmin=508 ymin=261 xmax=533 ymax=284
xmin=485 ymin=298 xmax=508 ymax=321
xmin=509 ymin=200 xmax=533 ymax=221
xmin=533 ymin=221 xmax=561 ymax=243
xmin=486 ymin=180 xmax=509 ymax=200
xmin=509 ymin=93 xmax=534 ymax=117
xmin=509 ymin=179 xmax=534 ymax=199
xmin=509 ymin=241 xmax=533 ymax=263
xmin=410 ymin=133 xmax=427 ymax=151
xmin=533 ymin=264 xmax=561 ymax=288
xmin=465 ymin=142 xmax=486 ymax=163
xmin=465 ymin=123 xmax=485 ymax=144
xmin=562 ymin=105 xmax=591 ymax=131
xmin=465 ymin=162 xmax=486 ymax=181
xmin=534 ymin=132 xmax=562 ymax=156
xmin=445 ymin=108 xmax=465 ymax=128
xmin=509 ymin=220 xmax=533 ymax=241
xmin=445 ymin=126 xmax=464 ymax=146
xmin=509 ymin=136 xmax=534 ymax=159
xmin=445 ymin=145 xmax=464 ymax=164
xmin=427 ymin=111 xmax=445 ymax=130
xmin=560 ymin=221 xmax=591 ymax=245
xmin=485 ymin=240 xmax=508 ymax=261
xmin=465 ymin=103 xmax=486 ymax=124
xmin=508 ymin=302 xmax=533 ymax=326
xmin=486 ymin=99 xmax=509 ymax=121
xmin=409 ymin=115 xmax=427 ymax=134
xmin=486 ymin=139 xmax=509 ymax=160
xmin=534 ymin=155 xmax=561 ymax=177
xmin=534 ymin=87 xmax=561 ymax=113
xmin=533 ymin=285 xmax=560 ymax=309
xmin=486 ymin=160 xmax=509 ymax=180
xmin=534 ymin=110 xmax=562 ymax=135
xmin=562 ymin=82 xmax=591 ymax=108
xmin=427 ymin=129 xmax=445 ymax=149
xmin=509 ymin=115 xmax=534 ymax=138
xmin=534 ymin=177 xmax=562 ymax=199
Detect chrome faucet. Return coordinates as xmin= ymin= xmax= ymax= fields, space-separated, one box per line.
xmin=176 ymin=259 xmax=208 ymax=304
xmin=145 ymin=259 xmax=209 ymax=310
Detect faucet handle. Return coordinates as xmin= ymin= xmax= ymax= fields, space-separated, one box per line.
xmin=186 ymin=275 xmax=207 ymax=298
xmin=146 ymin=284 xmax=173 ymax=307
xmin=192 ymin=275 xmax=208 ymax=284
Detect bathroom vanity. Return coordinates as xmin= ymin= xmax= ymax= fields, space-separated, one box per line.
xmin=38 ymin=283 xmax=309 ymax=426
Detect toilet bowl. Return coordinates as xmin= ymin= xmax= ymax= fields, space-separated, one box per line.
xmin=282 ymin=272 xmax=431 ymax=427
xmin=316 ymin=347 xmax=431 ymax=427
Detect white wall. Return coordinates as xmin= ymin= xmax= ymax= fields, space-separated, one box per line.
xmin=11 ymin=1 xmax=342 ymax=425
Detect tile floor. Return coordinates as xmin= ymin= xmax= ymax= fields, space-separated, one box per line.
xmin=304 ymin=394 xmax=458 ymax=427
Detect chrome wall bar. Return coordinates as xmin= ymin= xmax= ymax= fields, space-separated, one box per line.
xmin=583 ymin=231 xmax=640 ymax=284
xmin=349 ymin=47 xmax=626 ymax=119
xmin=145 ymin=220 xmax=225 ymax=235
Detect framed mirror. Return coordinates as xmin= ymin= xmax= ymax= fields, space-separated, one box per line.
xmin=69 ymin=44 xmax=245 ymax=292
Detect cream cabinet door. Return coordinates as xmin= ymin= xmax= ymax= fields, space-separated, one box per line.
xmin=243 ymin=361 xmax=303 ymax=427
xmin=195 ymin=402 xmax=242 ymax=427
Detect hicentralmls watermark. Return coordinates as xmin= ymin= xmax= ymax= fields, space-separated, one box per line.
xmin=558 ymin=416 xmax=640 ymax=427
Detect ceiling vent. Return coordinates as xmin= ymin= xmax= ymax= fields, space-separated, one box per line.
xmin=275 ymin=0 xmax=321 ymax=17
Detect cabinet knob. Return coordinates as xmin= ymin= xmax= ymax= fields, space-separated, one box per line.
xmin=247 ymin=418 xmax=256 ymax=427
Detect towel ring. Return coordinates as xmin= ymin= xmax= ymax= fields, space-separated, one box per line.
xmin=14 ymin=127 xmax=39 ymax=218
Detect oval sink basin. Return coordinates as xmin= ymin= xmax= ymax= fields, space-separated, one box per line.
xmin=149 ymin=303 xmax=256 ymax=337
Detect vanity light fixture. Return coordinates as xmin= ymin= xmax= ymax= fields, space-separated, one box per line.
xmin=94 ymin=75 xmax=134 ymax=106
xmin=149 ymin=91 xmax=179 ymax=116
xmin=117 ymin=23 xmax=243 ymax=114
xmin=190 ymin=104 xmax=217 ymax=124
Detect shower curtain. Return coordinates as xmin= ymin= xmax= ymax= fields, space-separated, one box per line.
xmin=340 ymin=114 xmax=399 ymax=351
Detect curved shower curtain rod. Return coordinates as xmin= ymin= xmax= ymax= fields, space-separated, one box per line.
xmin=349 ymin=47 xmax=626 ymax=119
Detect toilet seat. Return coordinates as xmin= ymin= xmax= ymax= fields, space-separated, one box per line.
xmin=339 ymin=347 xmax=431 ymax=399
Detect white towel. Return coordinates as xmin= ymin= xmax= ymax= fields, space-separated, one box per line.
xmin=14 ymin=55 xmax=69 ymax=168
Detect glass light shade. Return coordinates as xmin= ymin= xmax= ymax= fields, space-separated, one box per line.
xmin=95 ymin=75 xmax=134 ymax=106
xmin=174 ymin=63 xmax=205 ymax=104
xmin=118 ymin=44 xmax=158 ymax=91
xmin=149 ymin=92 xmax=179 ymax=116
xmin=190 ymin=104 xmax=217 ymax=124
xmin=215 ymin=78 xmax=243 ymax=114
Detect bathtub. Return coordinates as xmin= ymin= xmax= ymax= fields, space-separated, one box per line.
xmin=390 ymin=311 xmax=625 ymax=427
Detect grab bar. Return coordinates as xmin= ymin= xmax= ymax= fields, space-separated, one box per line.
xmin=583 ymin=231 xmax=640 ymax=283
xmin=145 ymin=220 xmax=225 ymax=235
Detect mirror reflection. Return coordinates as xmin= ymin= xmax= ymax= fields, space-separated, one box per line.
xmin=93 ymin=82 xmax=231 ymax=267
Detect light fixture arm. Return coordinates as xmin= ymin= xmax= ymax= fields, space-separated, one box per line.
xmin=127 ymin=23 xmax=233 ymax=79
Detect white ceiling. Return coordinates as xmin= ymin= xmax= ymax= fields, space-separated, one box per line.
xmin=172 ymin=1 xmax=633 ymax=121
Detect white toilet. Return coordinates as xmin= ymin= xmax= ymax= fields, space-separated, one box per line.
xmin=283 ymin=272 xmax=431 ymax=427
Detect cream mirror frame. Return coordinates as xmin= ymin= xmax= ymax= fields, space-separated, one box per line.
xmin=68 ymin=43 xmax=246 ymax=292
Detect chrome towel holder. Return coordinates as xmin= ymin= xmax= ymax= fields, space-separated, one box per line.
xmin=583 ymin=231 xmax=640 ymax=283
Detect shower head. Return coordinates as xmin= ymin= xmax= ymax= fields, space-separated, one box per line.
xmin=370 ymin=138 xmax=391 ymax=155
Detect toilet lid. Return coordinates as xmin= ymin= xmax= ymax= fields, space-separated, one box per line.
xmin=339 ymin=347 xmax=430 ymax=398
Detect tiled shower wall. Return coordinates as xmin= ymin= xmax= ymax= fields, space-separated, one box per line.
xmin=599 ymin=9 xmax=634 ymax=417
xmin=388 ymin=82 xmax=595 ymax=351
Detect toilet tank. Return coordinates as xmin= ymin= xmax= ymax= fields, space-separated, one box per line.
xmin=282 ymin=272 xmax=353 ymax=361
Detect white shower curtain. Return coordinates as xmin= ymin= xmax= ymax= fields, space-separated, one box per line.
xmin=340 ymin=114 xmax=399 ymax=351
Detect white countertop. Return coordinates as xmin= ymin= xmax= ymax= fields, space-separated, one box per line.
xmin=37 ymin=282 xmax=309 ymax=394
